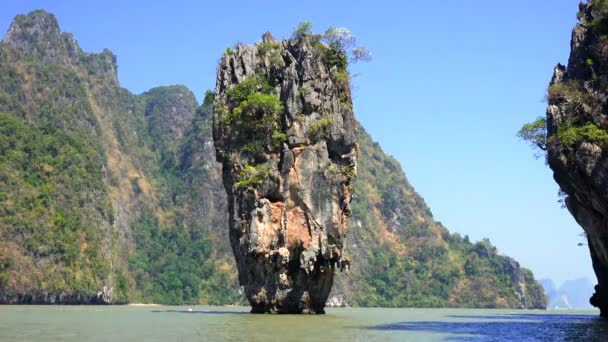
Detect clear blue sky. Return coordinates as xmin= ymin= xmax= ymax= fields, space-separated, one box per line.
xmin=1 ymin=0 xmax=592 ymax=286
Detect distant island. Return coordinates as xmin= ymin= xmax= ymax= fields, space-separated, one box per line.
xmin=541 ymin=278 xmax=595 ymax=310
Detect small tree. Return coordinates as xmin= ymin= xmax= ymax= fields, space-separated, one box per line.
xmin=517 ymin=116 xmax=547 ymax=157
xmin=323 ymin=27 xmax=371 ymax=64
xmin=351 ymin=47 xmax=372 ymax=63
xmin=291 ymin=22 xmax=372 ymax=65
xmin=292 ymin=21 xmax=313 ymax=40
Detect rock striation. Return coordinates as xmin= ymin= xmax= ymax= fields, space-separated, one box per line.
xmin=213 ymin=32 xmax=357 ymax=313
xmin=545 ymin=1 xmax=608 ymax=317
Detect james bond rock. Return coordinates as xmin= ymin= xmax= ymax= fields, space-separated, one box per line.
xmin=213 ymin=32 xmax=357 ymax=313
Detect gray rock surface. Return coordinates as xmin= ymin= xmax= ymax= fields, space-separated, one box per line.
xmin=546 ymin=1 xmax=608 ymax=317
xmin=213 ymin=34 xmax=357 ymax=313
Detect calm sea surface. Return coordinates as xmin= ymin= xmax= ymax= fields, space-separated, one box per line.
xmin=0 ymin=306 xmax=605 ymax=341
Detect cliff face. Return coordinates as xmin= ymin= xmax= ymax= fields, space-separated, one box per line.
xmin=546 ymin=1 xmax=608 ymax=317
xmin=0 ymin=10 xmax=237 ymax=305
xmin=330 ymin=128 xmax=547 ymax=309
xmin=0 ymin=10 xmax=546 ymax=309
xmin=212 ymin=33 xmax=357 ymax=313
xmin=0 ymin=10 xmax=123 ymax=303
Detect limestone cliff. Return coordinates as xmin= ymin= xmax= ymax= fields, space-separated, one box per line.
xmin=545 ymin=0 xmax=608 ymax=317
xmin=0 ymin=11 xmax=233 ymax=304
xmin=0 ymin=10 xmax=546 ymax=309
xmin=213 ymin=33 xmax=357 ymax=313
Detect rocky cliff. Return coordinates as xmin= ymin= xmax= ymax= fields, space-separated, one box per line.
xmin=212 ymin=32 xmax=357 ymax=313
xmin=545 ymin=0 xmax=608 ymax=317
xmin=0 ymin=10 xmax=546 ymax=309
xmin=331 ymin=128 xmax=546 ymax=309
xmin=0 ymin=10 xmax=236 ymax=305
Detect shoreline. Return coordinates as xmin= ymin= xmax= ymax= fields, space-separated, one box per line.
xmin=127 ymin=303 xmax=162 ymax=307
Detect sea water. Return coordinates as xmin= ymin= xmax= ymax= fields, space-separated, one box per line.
xmin=0 ymin=306 xmax=604 ymax=341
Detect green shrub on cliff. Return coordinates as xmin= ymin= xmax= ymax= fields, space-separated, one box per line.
xmin=0 ymin=112 xmax=110 ymax=297
xmin=518 ymin=80 xmax=593 ymax=158
xmin=292 ymin=21 xmax=314 ymax=40
xmin=226 ymin=75 xmax=274 ymax=103
xmin=128 ymin=94 xmax=244 ymax=305
xmin=323 ymin=27 xmax=371 ymax=65
xmin=558 ymin=122 xmax=608 ymax=147
xmin=234 ymin=164 xmax=270 ymax=189
xmin=257 ymin=41 xmax=281 ymax=55
xmin=220 ymin=75 xmax=284 ymax=155
xmin=290 ymin=22 xmax=371 ymax=71
xmin=308 ymin=117 xmax=332 ymax=143
xmin=547 ymin=81 xmax=589 ymax=104
xmin=588 ymin=0 xmax=608 ymax=34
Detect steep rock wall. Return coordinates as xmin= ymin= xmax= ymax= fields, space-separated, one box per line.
xmin=213 ymin=33 xmax=357 ymax=313
xmin=546 ymin=1 xmax=608 ymax=317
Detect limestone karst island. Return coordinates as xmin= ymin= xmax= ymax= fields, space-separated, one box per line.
xmin=1 ymin=1 xmax=608 ymax=340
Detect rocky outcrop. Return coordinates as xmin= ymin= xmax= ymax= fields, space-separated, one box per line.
xmin=213 ymin=33 xmax=357 ymax=313
xmin=545 ymin=1 xmax=608 ymax=317
xmin=0 ymin=10 xmax=547 ymax=309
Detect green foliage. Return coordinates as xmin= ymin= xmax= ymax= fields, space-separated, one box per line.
xmin=340 ymin=164 xmax=356 ymax=179
xmin=547 ymin=81 xmax=589 ymax=104
xmin=327 ymin=163 xmax=339 ymax=174
xmin=128 ymin=208 xmax=242 ymax=305
xmin=307 ymin=117 xmax=333 ymax=143
xmin=226 ymin=75 xmax=275 ymax=103
xmin=351 ymin=47 xmax=372 ymax=63
xmin=234 ymin=164 xmax=270 ymax=189
xmin=257 ymin=41 xmax=281 ymax=55
xmin=0 ymin=112 xmax=109 ymax=296
xmin=345 ymin=128 xmax=547 ymax=309
xmin=290 ymin=23 xmax=370 ymax=71
xmin=225 ymin=47 xmax=234 ymax=56
xmin=331 ymin=69 xmax=350 ymax=88
xmin=140 ymin=86 xmax=198 ymax=154
xmin=221 ymin=75 xmax=284 ymax=152
xmin=241 ymin=141 xmax=264 ymax=158
xmin=292 ymin=21 xmax=314 ymax=40
xmin=323 ymin=27 xmax=371 ymax=66
xmin=517 ymin=116 xmax=547 ymax=152
xmin=589 ymin=0 xmax=608 ymax=34
xmin=129 ymin=94 xmax=244 ymax=305
xmin=324 ymin=46 xmax=348 ymax=71
xmin=271 ymin=130 xmax=286 ymax=149
xmin=587 ymin=58 xmax=598 ymax=80
xmin=268 ymin=53 xmax=285 ymax=68
xmin=558 ymin=122 xmax=608 ymax=147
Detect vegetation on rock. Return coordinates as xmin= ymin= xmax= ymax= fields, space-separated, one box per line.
xmin=519 ymin=0 xmax=608 ymax=316
xmin=517 ymin=116 xmax=547 ymax=152
xmin=332 ymin=128 xmax=547 ymax=308
xmin=0 ymin=10 xmax=546 ymax=309
xmin=557 ymin=122 xmax=608 ymax=148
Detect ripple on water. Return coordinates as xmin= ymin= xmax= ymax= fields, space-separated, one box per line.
xmin=0 ymin=306 xmax=604 ymax=341
xmin=367 ymin=313 xmax=608 ymax=341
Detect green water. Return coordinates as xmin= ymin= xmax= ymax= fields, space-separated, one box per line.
xmin=0 ymin=306 xmax=604 ymax=341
